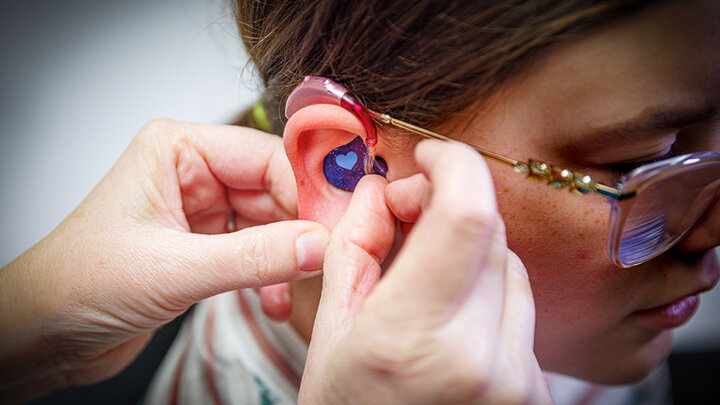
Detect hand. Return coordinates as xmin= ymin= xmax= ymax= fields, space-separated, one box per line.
xmin=299 ymin=140 xmax=551 ymax=404
xmin=0 ymin=119 xmax=329 ymax=403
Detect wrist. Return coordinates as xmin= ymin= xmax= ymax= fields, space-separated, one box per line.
xmin=0 ymin=237 xmax=74 ymax=399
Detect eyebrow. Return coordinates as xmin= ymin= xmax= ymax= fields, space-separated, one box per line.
xmin=566 ymin=103 xmax=718 ymax=148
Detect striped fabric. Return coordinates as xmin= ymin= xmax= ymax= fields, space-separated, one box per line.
xmin=143 ymin=290 xmax=306 ymax=405
xmin=144 ymin=289 xmax=673 ymax=405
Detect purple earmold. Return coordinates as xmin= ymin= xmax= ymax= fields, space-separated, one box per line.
xmin=323 ymin=137 xmax=388 ymax=191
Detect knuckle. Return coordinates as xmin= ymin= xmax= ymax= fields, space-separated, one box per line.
xmin=436 ymin=141 xmax=477 ymax=166
xmin=352 ymin=318 xmax=536 ymax=404
xmin=354 ymin=323 xmax=497 ymax=402
xmin=138 ymin=118 xmax=177 ymax=139
xmin=440 ymin=355 xmax=492 ymax=402
xmin=143 ymin=117 xmax=177 ymax=131
xmin=239 ymin=231 xmax=274 ymax=286
xmin=132 ymin=119 xmax=180 ymax=152
xmin=353 ymin=321 xmax=433 ymax=376
xmin=442 ymin=201 xmax=497 ymax=238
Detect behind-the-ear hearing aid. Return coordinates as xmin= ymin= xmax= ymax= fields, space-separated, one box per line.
xmin=285 ymin=76 xmax=387 ymax=191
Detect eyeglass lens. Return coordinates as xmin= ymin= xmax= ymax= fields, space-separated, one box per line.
xmin=616 ymin=164 xmax=720 ymax=266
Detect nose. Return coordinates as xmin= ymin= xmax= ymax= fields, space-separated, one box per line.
xmin=675 ymin=192 xmax=720 ymax=254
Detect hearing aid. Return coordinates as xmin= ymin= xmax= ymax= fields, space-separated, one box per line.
xmin=323 ymin=137 xmax=388 ymax=191
xmin=286 ymin=76 xmax=386 ymax=191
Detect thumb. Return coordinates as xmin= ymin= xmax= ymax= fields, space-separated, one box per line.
xmin=154 ymin=220 xmax=329 ymax=307
xmin=312 ymin=176 xmax=396 ymax=341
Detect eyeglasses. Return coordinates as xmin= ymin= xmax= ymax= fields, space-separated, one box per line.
xmin=286 ymin=76 xmax=720 ymax=268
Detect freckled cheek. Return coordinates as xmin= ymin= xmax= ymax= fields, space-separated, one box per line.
xmin=492 ymin=176 xmax=623 ymax=326
xmin=494 ymin=179 xmax=609 ymax=270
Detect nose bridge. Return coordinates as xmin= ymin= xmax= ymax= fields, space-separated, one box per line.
xmin=676 ymin=191 xmax=720 ymax=253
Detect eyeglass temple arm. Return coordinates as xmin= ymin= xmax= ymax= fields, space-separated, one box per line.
xmin=370 ymin=111 xmax=626 ymax=200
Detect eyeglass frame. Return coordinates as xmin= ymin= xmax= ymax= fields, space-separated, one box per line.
xmin=285 ymin=76 xmax=720 ymax=268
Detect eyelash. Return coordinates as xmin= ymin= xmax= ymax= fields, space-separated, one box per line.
xmin=605 ymin=149 xmax=677 ymax=176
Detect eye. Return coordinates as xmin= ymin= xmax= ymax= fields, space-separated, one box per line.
xmin=604 ymin=149 xmax=677 ymax=177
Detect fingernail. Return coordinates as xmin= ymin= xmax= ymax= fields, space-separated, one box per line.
xmin=296 ymin=229 xmax=329 ymax=271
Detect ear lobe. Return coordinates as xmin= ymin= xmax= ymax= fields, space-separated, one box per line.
xmin=284 ymin=104 xmax=371 ymax=228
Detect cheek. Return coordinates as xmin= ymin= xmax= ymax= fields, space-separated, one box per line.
xmin=491 ymin=167 xmax=675 ymax=380
xmin=494 ymin=175 xmax=610 ymax=271
xmin=492 ymin=171 xmax=629 ymax=332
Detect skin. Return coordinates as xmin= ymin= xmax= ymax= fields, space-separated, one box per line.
xmin=0 ymin=120 xmax=330 ymax=403
xmin=284 ymin=0 xmax=720 ymax=386
xmin=2 ymin=1 xmax=718 ymax=403
xmin=479 ymin=0 xmax=720 ymax=382
xmin=298 ymin=147 xmax=551 ymax=404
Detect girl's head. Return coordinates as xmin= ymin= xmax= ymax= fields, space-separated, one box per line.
xmin=235 ymin=0 xmax=720 ymax=384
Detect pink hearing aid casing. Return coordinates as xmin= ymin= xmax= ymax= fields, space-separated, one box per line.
xmin=285 ymin=76 xmax=378 ymax=147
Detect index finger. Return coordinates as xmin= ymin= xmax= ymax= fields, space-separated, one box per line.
xmin=190 ymin=123 xmax=298 ymax=213
xmin=369 ymin=140 xmax=506 ymax=325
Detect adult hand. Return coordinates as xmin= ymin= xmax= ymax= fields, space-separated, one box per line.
xmin=299 ymin=140 xmax=551 ymax=404
xmin=0 ymin=119 xmax=329 ymax=403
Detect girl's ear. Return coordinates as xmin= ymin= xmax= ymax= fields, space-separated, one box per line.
xmin=284 ymin=104 xmax=381 ymax=229
xmin=264 ymin=104 xmax=404 ymax=324
xmin=265 ymin=104 xmax=371 ymax=324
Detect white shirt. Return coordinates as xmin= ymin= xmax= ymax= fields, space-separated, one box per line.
xmin=144 ymin=289 xmax=672 ymax=405
xmin=144 ymin=290 xmax=306 ymax=405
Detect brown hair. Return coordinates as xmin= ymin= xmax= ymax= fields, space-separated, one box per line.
xmin=234 ymin=0 xmax=652 ymax=139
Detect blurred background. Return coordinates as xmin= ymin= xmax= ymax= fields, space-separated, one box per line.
xmin=1 ymin=0 xmax=717 ymax=403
